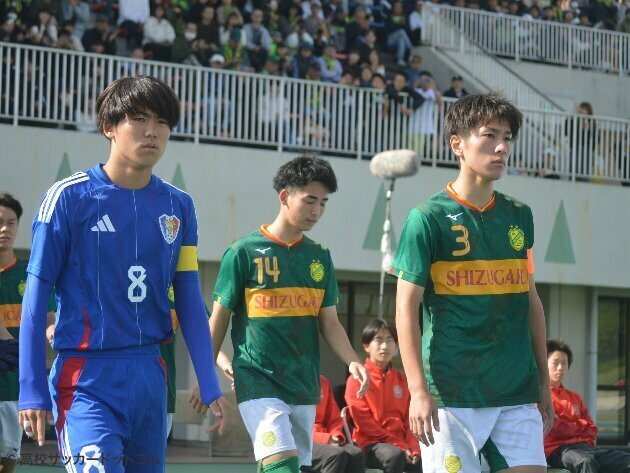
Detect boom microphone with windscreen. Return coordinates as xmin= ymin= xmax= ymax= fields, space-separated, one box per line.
xmin=369 ymin=149 xmax=419 ymax=319
xmin=369 ymin=149 xmax=419 ymax=180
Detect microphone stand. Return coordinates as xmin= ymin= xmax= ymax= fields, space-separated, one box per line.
xmin=378 ymin=179 xmax=395 ymax=319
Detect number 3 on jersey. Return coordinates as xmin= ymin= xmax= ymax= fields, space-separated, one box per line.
xmin=451 ymin=225 xmax=471 ymax=256
xmin=128 ymin=265 xmax=147 ymax=303
xmin=254 ymin=256 xmax=280 ymax=284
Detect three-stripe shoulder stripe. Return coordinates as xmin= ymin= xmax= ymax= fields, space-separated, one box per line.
xmin=38 ymin=172 xmax=89 ymax=223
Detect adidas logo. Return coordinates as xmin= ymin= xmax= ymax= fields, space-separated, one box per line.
xmin=91 ymin=214 xmax=116 ymax=232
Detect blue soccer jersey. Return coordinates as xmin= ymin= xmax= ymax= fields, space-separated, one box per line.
xmin=28 ymin=164 xmax=199 ymax=351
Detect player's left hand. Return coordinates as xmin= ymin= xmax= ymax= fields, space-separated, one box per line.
xmin=538 ymin=385 xmax=555 ymax=436
xmin=206 ymin=396 xmax=228 ymax=436
xmin=349 ymin=361 xmax=369 ymax=398
xmin=188 ymin=384 xmax=208 ymax=415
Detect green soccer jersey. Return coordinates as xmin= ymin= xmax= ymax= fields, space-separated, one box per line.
xmin=214 ymin=225 xmax=339 ymax=405
xmin=391 ymin=184 xmax=539 ymax=408
xmin=0 ymin=258 xmax=55 ymax=401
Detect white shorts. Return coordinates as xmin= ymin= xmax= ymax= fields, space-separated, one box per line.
xmin=0 ymin=401 xmax=21 ymax=459
xmin=166 ymin=413 xmax=173 ymax=439
xmin=421 ymin=404 xmax=546 ymax=473
xmin=238 ymin=398 xmax=316 ymax=467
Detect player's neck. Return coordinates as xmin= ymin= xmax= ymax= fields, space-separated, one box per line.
xmin=451 ymin=173 xmax=494 ymax=209
xmin=102 ymin=161 xmax=153 ymax=190
xmin=266 ymin=217 xmax=303 ymax=245
xmin=0 ymin=249 xmax=16 ymax=269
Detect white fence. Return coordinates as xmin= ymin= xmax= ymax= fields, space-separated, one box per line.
xmin=422 ymin=4 xmax=630 ymax=75
xmin=0 ymin=42 xmax=628 ymax=183
xmin=422 ymin=4 xmax=563 ymax=111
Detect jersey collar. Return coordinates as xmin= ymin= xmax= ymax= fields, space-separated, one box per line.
xmin=260 ymin=224 xmax=304 ymax=247
xmin=0 ymin=255 xmax=17 ymax=273
xmin=446 ymin=182 xmax=496 ymax=212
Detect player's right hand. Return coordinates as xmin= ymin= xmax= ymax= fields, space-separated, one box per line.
xmin=19 ymin=409 xmax=49 ymax=447
xmin=206 ymin=396 xmax=228 ymax=436
xmin=409 ymin=391 xmax=439 ymax=447
xmin=188 ymin=384 xmax=208 ymax=415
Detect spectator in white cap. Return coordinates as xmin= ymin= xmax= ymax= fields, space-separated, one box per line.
xmin=209 ymin=53 xmax=225 ymax=69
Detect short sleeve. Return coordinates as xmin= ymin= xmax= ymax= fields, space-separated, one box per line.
xmin=525 ymin=205 xmax=535 ymax=275
xmin=213 ymin=245 xmax=246 ymax=311
xmin=525 ymin=205 xmax=535 ymax=250
xmin=390 ymin=207 xmax=432 ymax=288
xmin=27 ymin=188 xmax=72 ymax=285
xmin=322 ymin=249 xmax=339 ymax=308
xmin=176 ymin=195 xmax=199 ymax=273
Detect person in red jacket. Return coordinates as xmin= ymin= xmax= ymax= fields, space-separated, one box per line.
xmin=345 ymin=319 xmax=421 ymax=473
xmin=303 ymin=375 xmax=364 ymax=473
xmin=546 ymin=339 xmax=630 ymax=472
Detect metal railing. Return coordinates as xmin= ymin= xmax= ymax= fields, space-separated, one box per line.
xmin=0 ymin=42 xmax=628 ymax=183
xmin=422 ymin=3 xmax=630 ymax=75
xmin=422 ymin=4 xmax=563 ymax=111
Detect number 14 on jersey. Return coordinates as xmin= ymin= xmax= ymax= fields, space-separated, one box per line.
xmin=254 ymin=257 xmax=280 ymax=284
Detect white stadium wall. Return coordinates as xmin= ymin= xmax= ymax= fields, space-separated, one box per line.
xmin=2 ymin=124 xmax=629 ymax=291
xmin=3 ymin=124 xmax=630 ymax=425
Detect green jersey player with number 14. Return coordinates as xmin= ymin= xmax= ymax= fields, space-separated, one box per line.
xmin=392 ymin=93 xmax=555 ymax=473
xmin=189 ymin=156 xmax=369 ymax=473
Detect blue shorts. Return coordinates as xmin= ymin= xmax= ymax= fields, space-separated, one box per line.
xmin=49 ymin=345 xmax=167 ymax=473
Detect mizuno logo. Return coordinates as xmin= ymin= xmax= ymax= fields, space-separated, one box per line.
xmin=446 ymin=213 xmax=463 ymax=221
xmin=91 ymin=214 xmax=116 ymax=232
xmin=254 ymin=247 xmax=271 ymax=255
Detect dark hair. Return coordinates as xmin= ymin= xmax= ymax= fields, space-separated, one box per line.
xmin=444 ymin=92 xmax=522 ymax=142
xmin=394 ymin=70 xmax=408 ymax=81
xmin=0 ymin=193 xmax=23 ymax=220
xmin=272 ymin=156 xmax=338 ymax=193
xmin=547 ymin=339 xmax=573 ymax=367
xmin=96 ymin=76 xmax=180 ymax=133
xmin=579 ymin=101 xmax=593 ymax=115
xmin=362 ymin=319 xmax=398 ymax=345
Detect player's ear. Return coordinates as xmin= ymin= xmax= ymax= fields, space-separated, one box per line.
xmin=450 ymin=134 xmax=463 ymax=158
xmin=102 ymin=121 xmax=116 ymax=140
xmin=279 ymin=188 xmax=290 ymax=206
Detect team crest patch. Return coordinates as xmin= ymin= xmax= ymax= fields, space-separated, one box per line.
xmin=159 ymin=214 xmax=180 ymax=244
xmin=18 ymin=281 xmax=26 ymax=297
xmin=168 ymin=285 xmax=175 ymax=303
xmin=393 ymin=385 xmax=404 ymax=398
xmin=261 ymin=431 xmax=276 ymax=447
xmin=444 ymin=455 xmax=462 ymax=473
xmin=310 ymin=260 xmax=324 ymax=282
xmin=508 ymin=225 xmax=525 ymax=251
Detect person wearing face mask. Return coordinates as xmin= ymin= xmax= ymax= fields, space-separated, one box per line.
xmin=545 ymin=339 xmax=630 ymax=473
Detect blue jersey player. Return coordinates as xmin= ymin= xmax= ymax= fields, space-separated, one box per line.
xmin=18 ymin=76 xmax=228 ymax=472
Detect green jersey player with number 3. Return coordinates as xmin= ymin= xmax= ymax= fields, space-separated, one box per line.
xmin=392 ymin=93 xmax=555 ymax=473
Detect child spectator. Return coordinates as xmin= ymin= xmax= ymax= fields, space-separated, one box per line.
xmin=345 ymin=319 xmax=421 ymax=473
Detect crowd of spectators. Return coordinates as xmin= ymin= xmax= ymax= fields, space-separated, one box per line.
xmin=2 ymin=0 xmax=626 ymax=90
xmin=433 ymin=0 xmax=630 ymax=32
xmin=0 ymin=0 xmax=429 ymax=86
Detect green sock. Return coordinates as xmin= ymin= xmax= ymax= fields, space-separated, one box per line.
xmin=261 ymin=456 xmax=300 ymax=473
